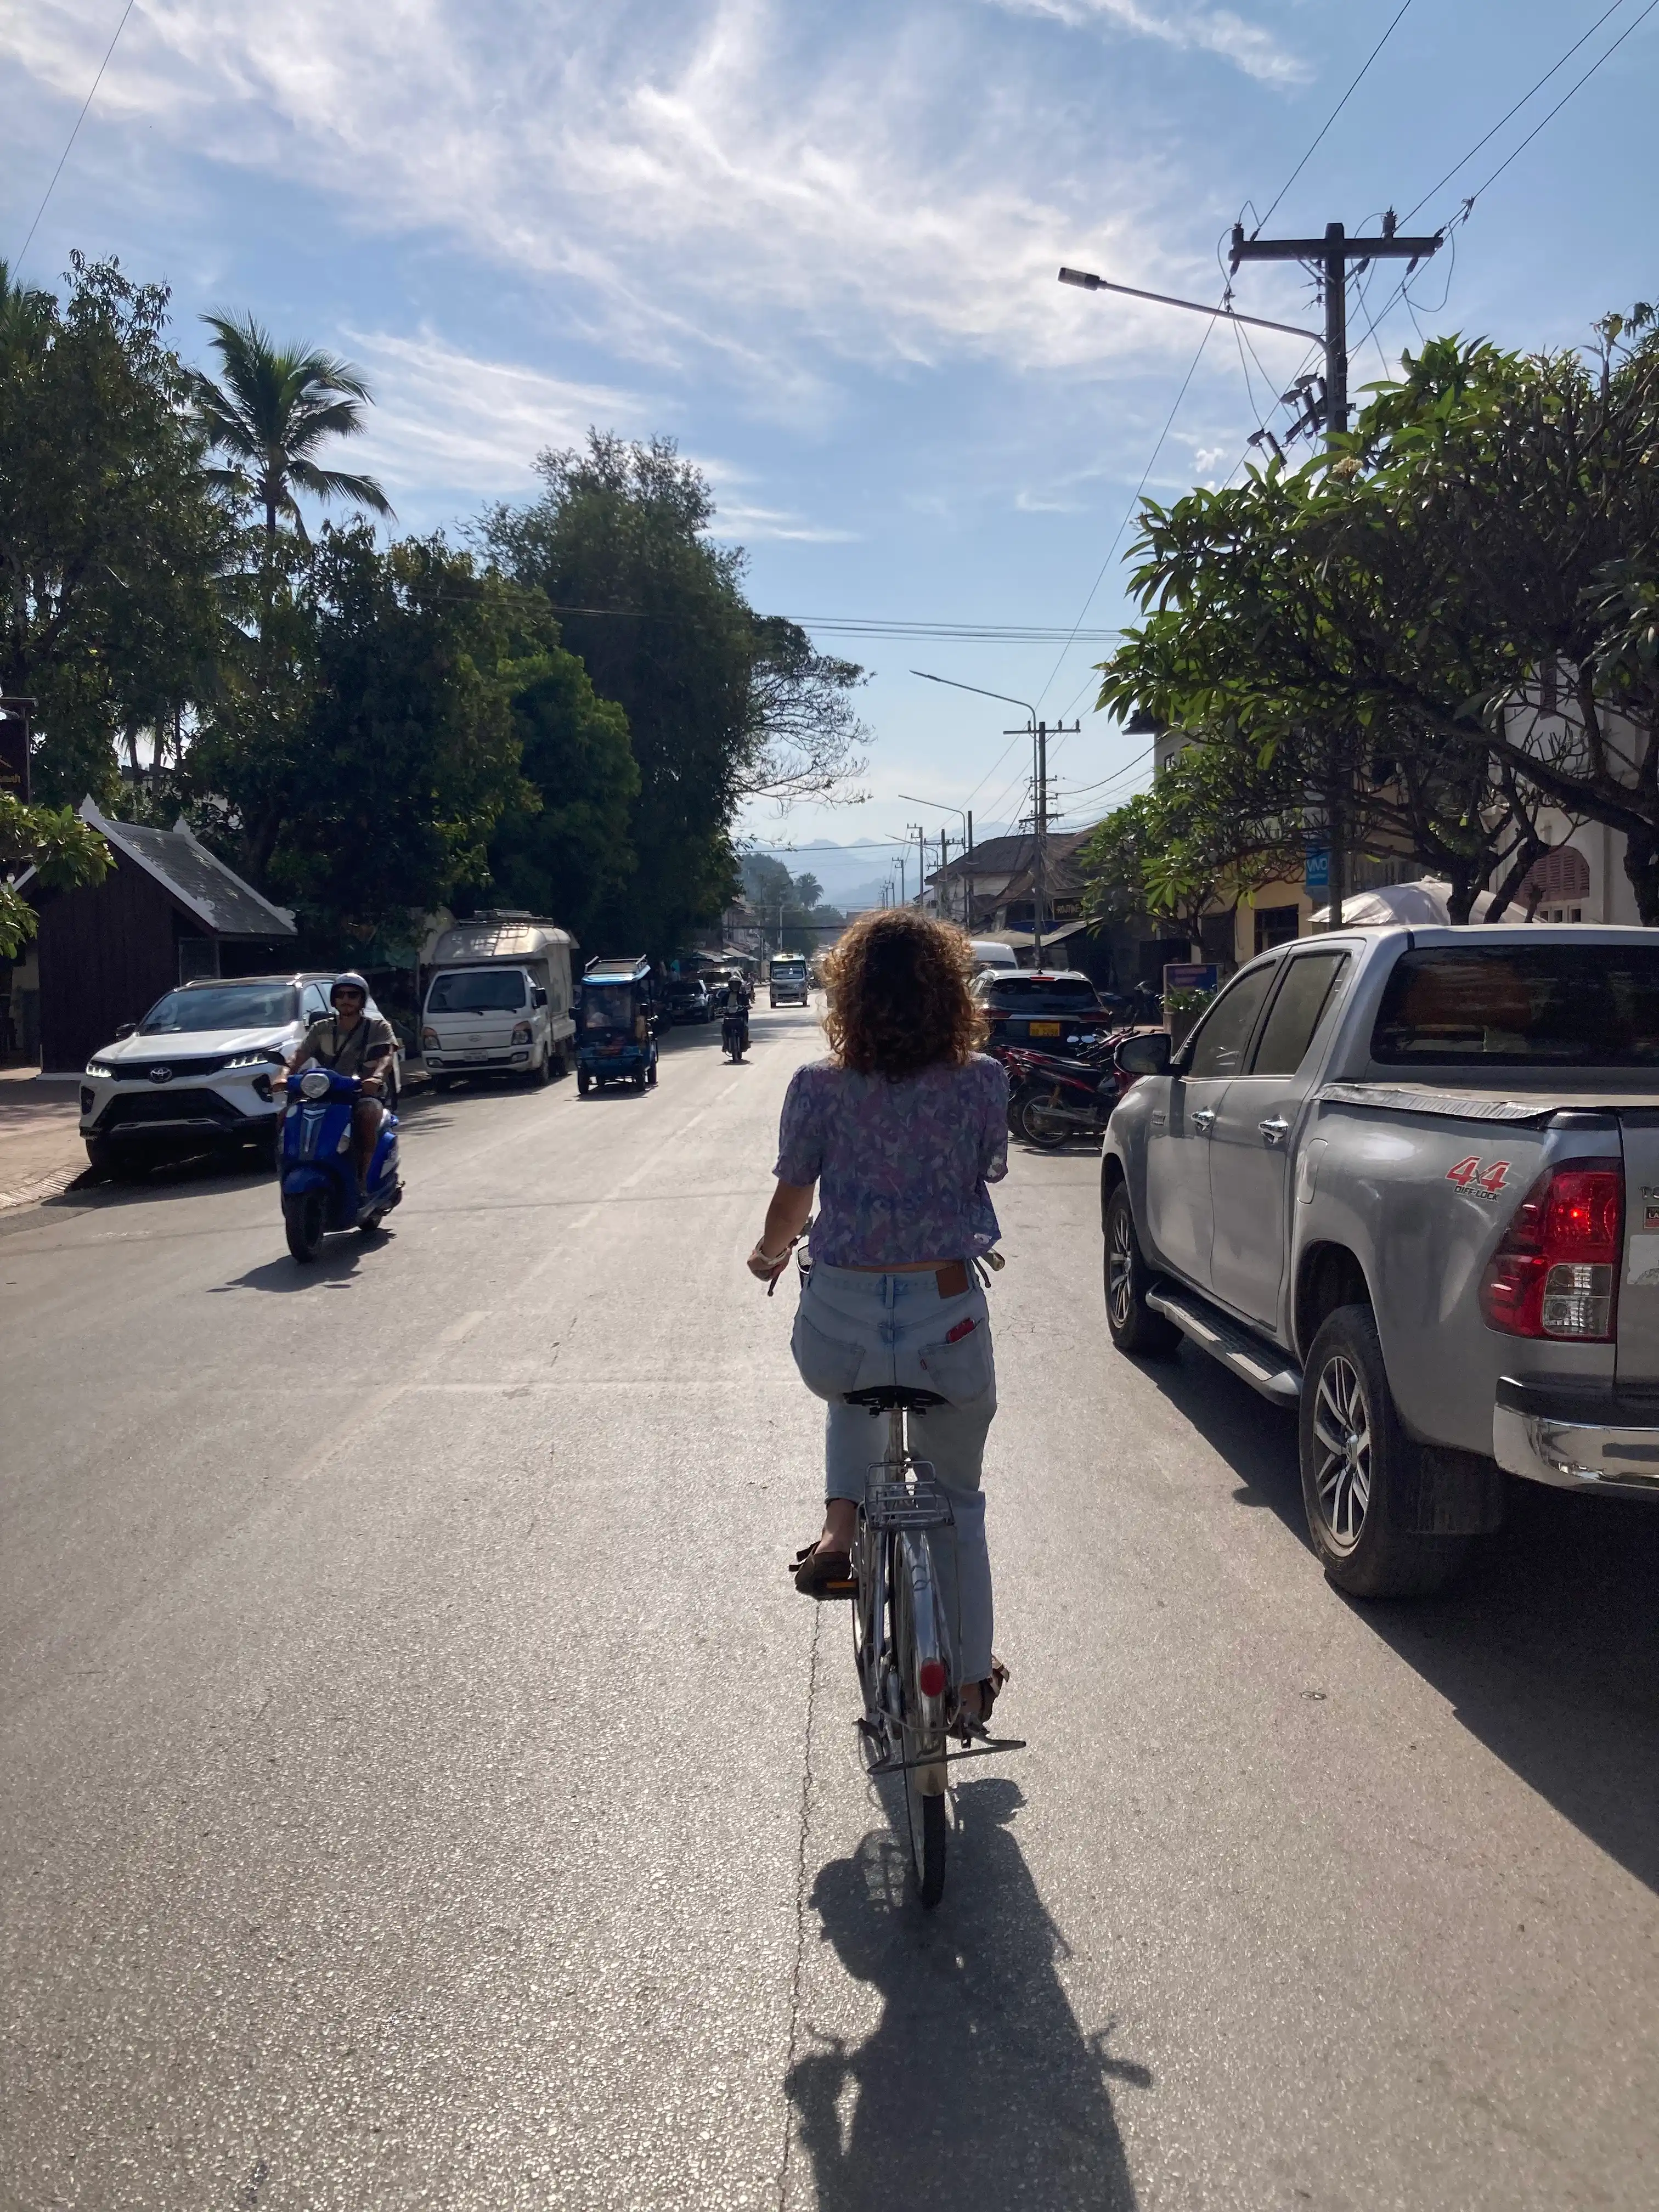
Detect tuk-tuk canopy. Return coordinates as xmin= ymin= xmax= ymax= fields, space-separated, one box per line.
xmin=584 ymin=953 xmax=652 ymax=985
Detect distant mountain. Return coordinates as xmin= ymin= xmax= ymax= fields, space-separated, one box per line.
xmin=747 ymin=828 xmax=1017 ymax=912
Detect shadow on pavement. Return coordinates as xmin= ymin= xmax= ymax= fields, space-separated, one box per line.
xmin=788 ymin=1778 xmax=1142 ymax=2211
xmin=210 ymin=1234 xmax=387 ymax=1293
xmin=1143 ymin=1342 xmax=1659 ymax=1896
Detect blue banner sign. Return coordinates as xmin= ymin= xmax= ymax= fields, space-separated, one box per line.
xmin=1163 ymin=962 xmax=1218 ymax=995
xmin=1304 ymin=848 xmax=1330 ymax=892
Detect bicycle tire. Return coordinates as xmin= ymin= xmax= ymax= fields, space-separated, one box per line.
xmin=892 ymin=1539 xmax=948 ymax=1909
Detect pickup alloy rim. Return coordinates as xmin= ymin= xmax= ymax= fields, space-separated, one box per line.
xmin=1312 ymin=1355 xmax=1370 ymax=1548
xmin=1107 ymin=1204 xmax=1134 ymax=1329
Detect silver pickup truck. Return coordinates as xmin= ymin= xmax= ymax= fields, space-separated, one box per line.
xmin=1102 ymin=926 xmax=1659 ymax=1597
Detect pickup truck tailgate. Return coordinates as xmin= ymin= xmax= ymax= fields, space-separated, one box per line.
xmin=1618 ymin=1110 xmax=1659 ymax=1383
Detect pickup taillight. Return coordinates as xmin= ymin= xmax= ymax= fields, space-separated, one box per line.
xmin=1479 ymin=1160 xmax=1623 ymax=1341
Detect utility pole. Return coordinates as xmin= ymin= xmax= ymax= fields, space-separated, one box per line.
xmin=1229 ymin=212 xmax=1440 ymax=932
xmin=965 ymin=809 xmax=974 ymax=935
xmin=912 ymin=823 xmax=927 ymax=911
xmin=1006 ymin=719 xmax=1078 ymax=969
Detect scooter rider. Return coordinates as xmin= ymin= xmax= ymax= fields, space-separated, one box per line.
xmin=724 ymin=970 xmax=752 ymax=1053
xmin=285 ymin=973 xmax=396 ymax=1195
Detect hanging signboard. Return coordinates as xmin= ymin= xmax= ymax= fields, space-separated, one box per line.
xmin=1304 ymin=847 xmax=1330 ymax=893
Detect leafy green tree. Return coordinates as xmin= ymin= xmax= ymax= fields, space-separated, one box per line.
xmin=0 ymin=255 xmax=227 ymax=805
xmin=1080 ymin=735 xmax=1306 ymax=946
xmin=1098 ymin=317 xmax=1659 ymax=918
xmin=0 ymin=794 xmax=110 ymax=959
xmin=484 ymin=434 xmax=867 ymax=957
xmin=190 ymin=314 xmax=392 ymax=545
xmin=193 ymin=526 xmax=527 ymax=943
xmin=482 ymin=648 xmax=639 ymax=943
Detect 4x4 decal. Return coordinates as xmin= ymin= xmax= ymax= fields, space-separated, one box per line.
xmin=1447 ymin=1155 xmax=1510 ymax=1198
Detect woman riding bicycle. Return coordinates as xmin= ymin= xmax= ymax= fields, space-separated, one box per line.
xmin=748 ymin=909 xmax=1009 ymax=1726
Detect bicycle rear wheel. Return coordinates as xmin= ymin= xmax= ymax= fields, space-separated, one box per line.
xmin=891 ymin=1541 xmax=947 ymax=1909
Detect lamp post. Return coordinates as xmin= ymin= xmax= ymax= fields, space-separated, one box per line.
xmin=898 ymin=792 xmax=976 ymax=930
xmin=912 ymin=670 xmax=1054 ymax=964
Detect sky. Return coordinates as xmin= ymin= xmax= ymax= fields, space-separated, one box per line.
xmin=4 ymin=1 xmax=1657 ymax=904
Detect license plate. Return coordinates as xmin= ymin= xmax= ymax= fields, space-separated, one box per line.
xmin=1029 ymin=1020 xmax=1062 ymax=1036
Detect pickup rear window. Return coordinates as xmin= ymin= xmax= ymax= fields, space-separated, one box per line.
xmin=1372 ymin=947 xmax=1659 ymax=1066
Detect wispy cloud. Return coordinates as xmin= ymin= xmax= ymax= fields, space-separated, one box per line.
xmin=342 ymin=331 xmax=645 ymax=504
xmin=4 ymin=0 xmax=1218 ymax=401
xmin=981 ymin=0 xmax=1310 ymax=84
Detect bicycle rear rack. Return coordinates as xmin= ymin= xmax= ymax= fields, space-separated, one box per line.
xmin=865 ymin=1477 xmax=952 ymax=1531
xmin=862 ymin=1734 xmax=1028 ymax=1776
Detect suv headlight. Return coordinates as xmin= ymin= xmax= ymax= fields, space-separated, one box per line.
xmin=224 ymin=1049 xmax=281 ymax=1071
xmin=86 ymin=1060 xmax=117 ymax=1080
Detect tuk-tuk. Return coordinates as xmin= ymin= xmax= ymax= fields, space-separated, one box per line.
xmin=577 ymin=955 xmax=660 ymax=1094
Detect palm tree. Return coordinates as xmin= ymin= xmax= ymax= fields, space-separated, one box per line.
xmin=0 ymin=260 xmax=54 ymax=360
xmin=191 ymin=312 xmax=393 ymax=544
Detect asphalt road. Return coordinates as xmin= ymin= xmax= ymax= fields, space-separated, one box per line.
xmin=2 ymin=1002 xmax=1655 ymax=2211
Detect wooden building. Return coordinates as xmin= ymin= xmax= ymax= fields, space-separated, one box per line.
xmin=29 ymin=802 xmax=296 ymax=1072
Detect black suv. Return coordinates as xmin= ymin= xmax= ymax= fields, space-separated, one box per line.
xmin=977 ymin=969 xmax=1121 ymax=1049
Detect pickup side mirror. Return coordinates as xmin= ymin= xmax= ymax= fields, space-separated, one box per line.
xmin=1116 ymin=1030 xmax=1171 ymax=1077
xmin=115 ymin=1020 xmax=138 ymax=1039
xmin=532 ymin=985 xmax=548 ymax=1007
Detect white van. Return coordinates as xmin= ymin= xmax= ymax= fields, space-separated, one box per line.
xmin=969 ymin=939 xmax=1020 ymax=974
xmin=769 ymin=955 xmax=810 ymax=1007
xmin=421 ymin=915 xmax=576 ymax=1086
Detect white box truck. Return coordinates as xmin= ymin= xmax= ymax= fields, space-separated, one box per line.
xmin=420 ymin=914 xmax=577 ymax=1087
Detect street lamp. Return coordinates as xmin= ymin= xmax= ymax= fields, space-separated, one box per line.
xmin=898 ymin=791 xmax=974 ymax=930
xmin=912 ymin=669 xmax=1051 ymax=964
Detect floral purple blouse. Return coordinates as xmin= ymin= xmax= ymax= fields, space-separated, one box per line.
xmin=774 ymin=1054 xmax=1009 ymax=1267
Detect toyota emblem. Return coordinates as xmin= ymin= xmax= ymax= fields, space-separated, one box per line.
xmin=147 ymin=1065 xmax=174 ymax=1084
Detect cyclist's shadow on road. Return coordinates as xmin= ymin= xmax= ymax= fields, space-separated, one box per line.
xmin=787 ymin=1778 xmax=1144 ymax=2210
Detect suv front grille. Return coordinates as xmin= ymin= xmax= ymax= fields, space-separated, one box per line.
xmin=99 ymin=1090 xmax=249 ymax=1130
xmin=112 ymin=1054 xmax=234 ymax=1081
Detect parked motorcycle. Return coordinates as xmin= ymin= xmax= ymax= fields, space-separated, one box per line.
xmin=1003 ymin=1039 xmax=1126 ymax=1149
xmin=722 ymin=1007 xmax=750 ymax=1063
xmin=279 ymin=1067 xmax=402 ymax=1261
xmin=994 ymin=1028 xmax=1129 ymax=1137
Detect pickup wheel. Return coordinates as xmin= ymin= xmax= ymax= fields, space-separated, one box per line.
xmin=1103 ymin=1182 xmax=1180 ymax=1358
xmin=1299 ymin=1304 xmax=1470 ymax=1599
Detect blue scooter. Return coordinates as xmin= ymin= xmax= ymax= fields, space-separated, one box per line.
xmin=280 ymin=1068 xmax=402 ymax=1262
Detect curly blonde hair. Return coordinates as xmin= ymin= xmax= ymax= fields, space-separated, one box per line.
xmin=821 ymin=910 xmax=987 ymax=1078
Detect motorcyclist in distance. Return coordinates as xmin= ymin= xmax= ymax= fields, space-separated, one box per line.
xmin=724 ymin=969 xmax=753 ymax=1055
xmin=284 ymin=973 xmax=396 ymax=1195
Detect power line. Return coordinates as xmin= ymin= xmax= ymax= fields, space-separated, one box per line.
xmin=1253 ymin=1 xmax=1416 ymax=234
xmin=12 ymin=0 xmax=137 ymax=270
xmin=1037 ymin=10 xmax=1419 ymax=722
xmin=1447 ymin=0 xmax=1659 ymax=213
xmin=1402 ymin=0 xmax=1640 ymax=222
xmin=1030 ymin=317 xmax=1219 ymax=718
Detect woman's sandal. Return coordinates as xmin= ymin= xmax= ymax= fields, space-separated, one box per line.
xmin=953 ymin=1655 xmax=1011 ymax=1742
xmin=790 ymin=1541 xmax=857 ymax=1601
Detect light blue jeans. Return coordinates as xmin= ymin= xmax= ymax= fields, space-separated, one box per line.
xmin=791 ymin=1261 xmax=997 ymax=1683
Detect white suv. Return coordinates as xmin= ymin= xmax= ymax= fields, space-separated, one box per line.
xmin=80 ymin=973 xmax=401 ymax=1178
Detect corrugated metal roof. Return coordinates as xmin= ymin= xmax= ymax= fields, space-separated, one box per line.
xmin=78 ymin=802 xmax=296 ymax=939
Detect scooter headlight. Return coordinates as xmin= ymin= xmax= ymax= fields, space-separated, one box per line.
xmin=300 ymin=1068 xmax=332 ymax=1100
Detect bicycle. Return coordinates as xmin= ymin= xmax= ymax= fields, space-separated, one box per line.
xmin=841 ymin=1381 xmax=1025 ymax=1909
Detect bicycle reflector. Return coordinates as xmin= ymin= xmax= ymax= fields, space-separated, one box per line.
xmin=917 ymin=1659 xmax=947 ymax=1699
xmin=1479 ymin=1159 xmax=1623 ymax=1341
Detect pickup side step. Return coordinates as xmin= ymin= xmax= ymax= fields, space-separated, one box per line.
xmin=1147 ymin=1283 xmax=1303 ymax=1406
